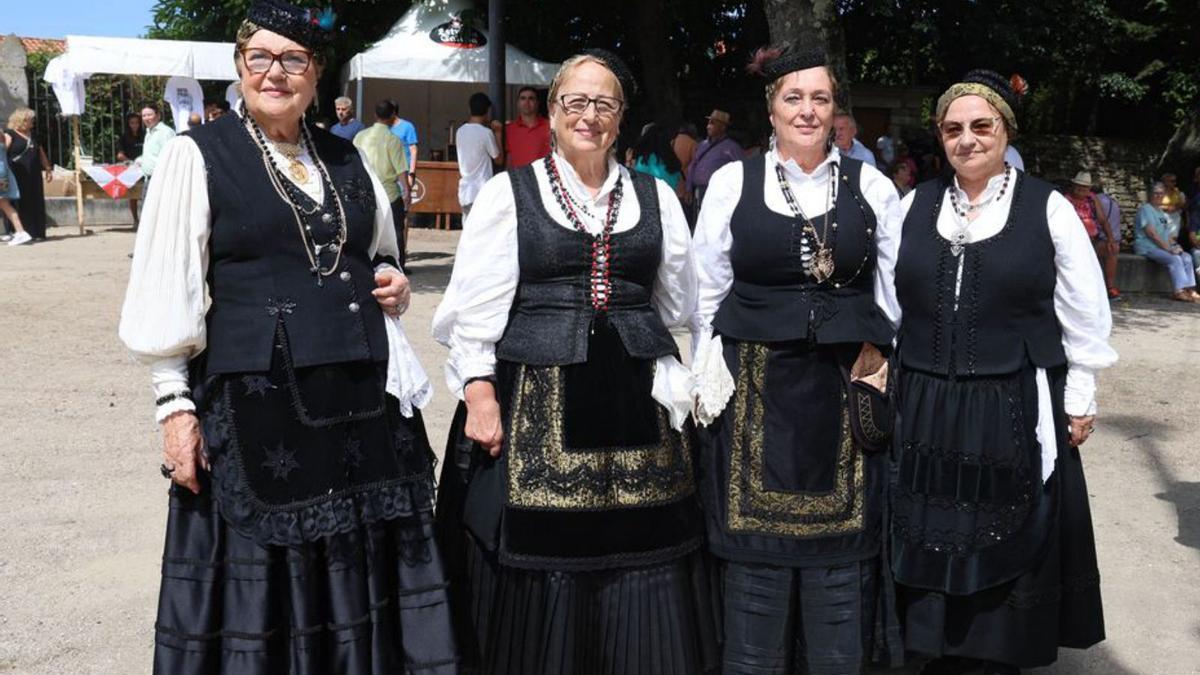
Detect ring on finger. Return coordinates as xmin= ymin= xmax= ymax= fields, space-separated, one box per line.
xmin=160 ymin=463 xmax=176 ymax=479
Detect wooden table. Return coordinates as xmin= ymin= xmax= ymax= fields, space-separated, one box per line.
xmin=410 ymin=160 xmax=461 ymax=229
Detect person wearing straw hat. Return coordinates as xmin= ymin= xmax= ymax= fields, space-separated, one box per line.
xmin=118 ymin=1 xmax=457 ymax=671
xmin=881 ymin=70 xmax=1116 ymax=673
xmin=1065 ymin=170 xmax=1121 ymax=300
xmin=685 ymin=108 xmax=743 ymax=211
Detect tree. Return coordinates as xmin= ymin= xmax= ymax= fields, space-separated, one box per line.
xmin=622 ymin=0 xmax=682 ymax=124
xmin=148 ymin=0 xmax=413 ymax=110
xmin=760 ymin=0 xmax=848 ymax=104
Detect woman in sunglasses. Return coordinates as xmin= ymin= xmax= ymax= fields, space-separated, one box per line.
xmin=883 ymin=70 xmax=1116 ymax=673
xmin=118 ymin=1 xmax=455 ymax=671
xmin=433 ymin=50 xmax=714 ymax=674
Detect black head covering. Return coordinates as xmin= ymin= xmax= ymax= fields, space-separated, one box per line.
xmin=936 ymin=68 xmax=1021 ymax=133
xmin=758 ymin=46 xmax=828 ymax=82
xmin=580 ymin=48 xmax=639 ymax=103
xmin=246 ymin=0 xmax=335 ymax=51
xmin=961 ymin=69 xmax=1019 ymax=115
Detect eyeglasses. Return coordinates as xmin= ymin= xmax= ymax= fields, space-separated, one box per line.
xmin=938 ymin=116 xmax=1003 ymax=140
xmin=239 ymin=48 xmax=313 ymax=75
xmin=557 ymin=93 xmax=624 ymax=117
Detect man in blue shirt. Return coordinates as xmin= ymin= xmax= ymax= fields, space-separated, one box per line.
xmin=389 ymin=105 xmax=419 ymax=200
xmin=833 ymin=112 xmax=877 ymax=167
xmin=390 ymin=112 xmax=419 ymax=170
xmin=331 ymin=96 xmax=364 ymax=140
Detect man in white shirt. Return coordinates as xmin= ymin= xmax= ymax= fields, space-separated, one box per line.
xmin=833 ymin=112 xmax=877 ymax=167
xmin=876 ymin=132 xmax=896 ymax=168
xmin=1004 ymin=145 xmax=1025 ymax=171
xmin=455 ymin=92 xmax=503 ymax=216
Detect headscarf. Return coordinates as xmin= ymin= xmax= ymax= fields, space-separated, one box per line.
xmin=936 ymin=69 xmax=1021 ymax=135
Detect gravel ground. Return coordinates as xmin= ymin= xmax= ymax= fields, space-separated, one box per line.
xmin=0 ymin=225 xmax=1197 ymax=674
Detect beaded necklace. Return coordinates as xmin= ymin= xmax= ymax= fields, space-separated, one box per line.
xmin=243 ymin=108 xmax=350 ymax=285
xmin=775 ymin=160 xmax=838 ymax=283
xmin=544 ymin=154 xmax=624 ymax=312
xmin=946 ymin=162 xmax=1011 ymax=257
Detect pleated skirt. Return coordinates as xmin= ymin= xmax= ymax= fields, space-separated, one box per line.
xmin=437 ymin=398 xmax=720 ymax=675
xmin=453 ymin=529 xmax=718 ymax=675
xmin=153 ymin=483 xmax=459 ymax=674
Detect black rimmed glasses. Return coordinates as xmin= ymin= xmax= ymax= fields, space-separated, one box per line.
xmin=239 ymin=48 xmax=314 ymax=75
xmin=557 ymin=93 xmax=624 ymax=117
xmin=938 ymin=115 xmax=1003 ymax=140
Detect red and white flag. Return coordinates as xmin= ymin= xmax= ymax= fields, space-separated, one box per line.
xmin=83 ymin=164 xmax=144 ymax=198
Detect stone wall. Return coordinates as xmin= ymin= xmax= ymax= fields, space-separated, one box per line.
xmin=1019 ymin=134 xmax=1163 ymax=245
xmin=852 ymin=83 xmax=940 ymax=136
xmin=0 ymin=34 xmax=29 ymax=126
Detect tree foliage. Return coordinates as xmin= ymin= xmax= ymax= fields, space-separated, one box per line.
xmin=147 ymin=0 xmax=414 ymax=111
xmin=838 ymin=0 xmax=1199 ymax=138
xmin=144 ymin=0 xmax=1197 ymax=147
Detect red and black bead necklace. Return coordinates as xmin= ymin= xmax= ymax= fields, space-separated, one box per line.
xmin=544 ymin=154 xmax=624 ymax=312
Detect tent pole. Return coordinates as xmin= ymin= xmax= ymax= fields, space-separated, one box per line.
xmin=489 ymin=0 xmax=506 ymax=129
xmin=356 ymin=75 xmax=364 ymax=121
xmin=71 ymin=116 xmax=85 ymax=235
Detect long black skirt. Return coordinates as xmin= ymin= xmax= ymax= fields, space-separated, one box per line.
xmin=153 ymin=345 xmax=458 ymax=674
xmin=435 ymin=321 xmax=718 ymax=675
xmin=155 ymin=487 xmax=457 ymax=674
xmin=892 ymin=366 xmax=1104 ymax=668
xmin=698 ymin=338 xmax=902 ymax=673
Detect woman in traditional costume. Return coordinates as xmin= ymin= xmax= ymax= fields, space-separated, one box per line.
xmin=432 ymin=49 xmax=716 ymax=675
xmin=689 ymin=46 xmax=904 ymax=674
xmin=118 ymin=1 xmax=457 ymax=671
xmin=884 ymin=70 xmax=1116 ymax=674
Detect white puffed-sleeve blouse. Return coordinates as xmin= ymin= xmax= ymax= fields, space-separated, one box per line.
xmin=118 ymin=128 xmax=431 ymax=423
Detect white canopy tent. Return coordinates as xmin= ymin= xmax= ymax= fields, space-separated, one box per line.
xmin=341 ymin=0 xmax=558 ymax=157
xmin=42 ymin=35 xmax=238 ymax=232
xmin=44 ymin=35 xmax=237 ymax=115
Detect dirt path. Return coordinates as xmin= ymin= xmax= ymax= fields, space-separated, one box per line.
xmin=0 ymin=226 xmax=1197 ymax=674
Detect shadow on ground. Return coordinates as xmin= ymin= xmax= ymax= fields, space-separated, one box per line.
xmin=865 ymin=642 xmax=1146 ymax=674
xmin=1104 ymin=412 xmax=1200 ymax=559
xmin=1029 ymin=643 xmax=1147 ymax=674
xmin=407 ymin=261 xmax=454 ymax=294
xmin=1110 ymin=294 xmax=1200 ymax=332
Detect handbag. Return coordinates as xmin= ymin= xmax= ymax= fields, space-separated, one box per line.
xmin=845 ymin=342 xmax=894 ymax=454
xmin=5 ymin=130 xmax=31 ymax=165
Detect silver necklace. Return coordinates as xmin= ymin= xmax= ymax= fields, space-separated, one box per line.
xmin=947 ymin=163 xmax=1011 ymax=257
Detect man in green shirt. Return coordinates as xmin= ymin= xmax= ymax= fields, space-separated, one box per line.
xmin=137 ymin=102 xmax=176 ymax=180
xmin=133 ymin=102 xmax=175 ymax=234
xmin=353 ymin=99 xmax=411 ymax=267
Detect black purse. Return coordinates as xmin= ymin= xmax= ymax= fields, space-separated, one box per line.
xmin=845 ymin=343 xmax=894 ymax=454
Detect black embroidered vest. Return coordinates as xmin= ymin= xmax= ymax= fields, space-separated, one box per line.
xmin=187 ymin=114 xmax=391 ymax=377
xmin=494 ymin=165 xmax=678 ymax=365
xmin=895 ymin=172 xmax=1067 ymax=376
xmin=712 ymin=155 xmax=893 ymax=346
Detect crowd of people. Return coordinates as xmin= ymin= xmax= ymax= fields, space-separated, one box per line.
xmin=110 ymin=2 xmax=1135 ymax=675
